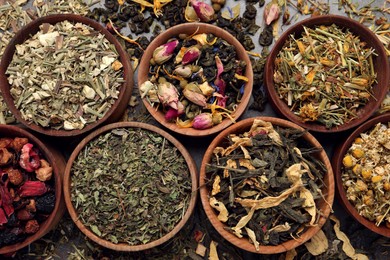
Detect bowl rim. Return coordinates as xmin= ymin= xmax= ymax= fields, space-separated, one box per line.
xmin=137 ymin=22 xmax=253 ymax=137
xmin=0 ymin=125 xmax=65 ymax=254
xmin=332 ymin=112 xmax=390 ymax=237
xmin=0 ymin=14 xmax=134 ymax=137
xmin=264 ymin=14 xmax=390 ymax=133
xmin=63 ymin=121 xmax=198 ymax=251
xmin=199 ymin=116 xmax=335 ymax=254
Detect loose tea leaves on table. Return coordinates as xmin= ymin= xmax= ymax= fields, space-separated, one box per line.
xmin=140 ymin=32 xmax=248 ymax=129
xmin=205 ymin=119 xmax=329 ymax=250
xmin=70 ymin=127 xmax=192 ymax=245
xmin=0 ymin=137 xmax=55 ymax=247
xmin=273 ymin=24 xmax=377 ymax=129
xmin=342 ymin=122 xmax=390 ymax=227
xmin=6 ymin=20 xmax=124 ymax=130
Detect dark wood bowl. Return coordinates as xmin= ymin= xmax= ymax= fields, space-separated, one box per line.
xmin=264 ymin=15 xmax=389 ymax=133
xmin=332 ymin=112 xmax=390 ymax=237
xmin=0 ymin=14 xmax=133 ymax=137
xmin=63 ymin=122 xmax=198 ymax=251
xmin=0 ymin=125 xmax=66 ymax=255
xmin=138 ymin=23 xmax=253 ymax=137
xmin=199 ymin=117 xmax=335 ymax=254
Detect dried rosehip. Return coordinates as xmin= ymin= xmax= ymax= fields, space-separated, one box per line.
xmin=35 ymin=159 xmax=53 ymax=182
xmin=19 ymin=143 xmax=41 ymax=172
xmin=6 ymin=167 xmax=24 ymax=186
xmin=0 ymin=148 xmax=13 ymax=166
xmin=10 ymin=137 xmax=28 ymax=152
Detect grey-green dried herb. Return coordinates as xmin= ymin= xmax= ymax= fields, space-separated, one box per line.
xmin=70 ymin=127 xmax=192 ymax=245
xmin=6 ymin=20 xmax=125 ymax=130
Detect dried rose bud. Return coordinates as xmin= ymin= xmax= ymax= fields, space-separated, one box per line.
xmin=35 ymin=159 xmax=53 ymax=182
xmin=182 ymin=46 xmax=201 ymax=65
xmin=19 ymin=143 xmax=41 ymax=172
xmin=264 ymin=2 xmax=280 ymax=25
xmin=173 ymin=65 xmax=193 ymax=78
xmin=153 ymin=39 xmax=179 ymax=65
xmin=18 ymin=181 xmax=47 ymax=197
xmin=165 ymin=101 xmax=185 ymax=121
xmin=7 ymin=168 xmax=24 ymax=186
xmin=0 ymin=148 xmax=13 ymax=166
xmin=10 ymin=137 xmax=28 ymax=152
xmin=193 ymin=113 xmax=213 ymax=129
xmin=183 ymin=82 xmax=208 ymax=107
xmin=190 ymin=0 xmax=215 ymax=22
xmin=158 ymin=82 xmax=180 ymax=110
xmin=25 ymin=220 xmax=39 ymax=234
xmin=16 ymin=209 xmax=34 ymax=221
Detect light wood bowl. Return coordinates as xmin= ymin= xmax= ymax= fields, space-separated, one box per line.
xmin=199 ymin=117 xmax=335 ymax=254
xmin=0 ymin=14 xmax=133 ymax=137
xmin=138 ymin=23 xmax=253 ymax=137
xmin=63 ymin=122 xmax=198 ymax=251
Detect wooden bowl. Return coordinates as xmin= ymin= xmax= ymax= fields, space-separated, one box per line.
xmin=332 ymin=113 xmax=390 ymax=237
xmin=0 ymin=125 xmax=66 ymax=255
xmin=138 ymin=23 xmax=253 ymax=137
xmin=264 ymin=15 xmax=389 ymax=133
xmin=0 ymin=14 xmax=133 ymax=137
xmin=199 ymin=117 xmax=334 ymax=254
xmin=63 ymin=122 xmax=198 ymax=251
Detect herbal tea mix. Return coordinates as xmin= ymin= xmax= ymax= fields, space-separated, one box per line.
xmin=140 ymin=33 xmax=248 ymax=130
xmin=342 ymin=122 xmax=390 ymax=227
xmin=6 ymin=20 xmax=124 ymax=130
xmin=205 ymin=119 xmax=329 ymax=250
xmin=273 ymin=24 xmax=377 ymax=128
xmin=0 ymin=137 xmax=56 ymax=247
xmin=70 ymin=127 xmax=192 ymax=245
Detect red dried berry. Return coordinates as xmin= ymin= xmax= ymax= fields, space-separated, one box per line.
xmin=18 ymin=181 xmax=47 ymax=197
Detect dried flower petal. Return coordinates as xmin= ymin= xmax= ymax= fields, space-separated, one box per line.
xmin=18 ymin=181 xmax=47 ymax=197
xmin=182 ymin=46 xmax=201 ymax=65
xmin=264 ymin=2 xmax=280 ymax=25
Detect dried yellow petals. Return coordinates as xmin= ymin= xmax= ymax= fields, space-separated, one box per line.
xmin=300 ymin=187 xmax=316 ymax=225
xmin=238 ymin=158 xmax=255 ymax=170
xmin=305 ymin=70 xmax=316 ymax=84
xmin=176 ymin=118 xmax=193 ymax=128
xmin=361 ymin=168 xmax=372 ymax=179
xmin=211 ymin=175 xmax=221 ymax=196
xmin=351 ymin=78 xmax=368 ymax=87
xmin=355 ymin=180 xmax=368 ymax=191
xmin=352 ymin=148 xmax=365 ymax=159
xmin=354 ymin=137 xmax=364 ymax=144
xmin=118 ymin=0 xmax=125 ymax=5
xmin=108 ymin=19 xmax=144 ymax=51
xmin=209 ymin=197 xmax=229 ymax=222
xmin=384 ymin=182 xmax=390 ymax=191
xmin=209 ymin=241 xmax=219 ymax=260
xmin=320 ymin=57 xmax=335 ymax=67
xmin=234 ymin=73 xmax=249 ymax=82
xmin=330 ymin=215 xmax=369 ymax=260
xmin=342 ymin=155 xmax=354 ymax=168
xmin=224 ymin=159 xmax=237 ymax=178
xmin=304 ymin=229 xmax=328 ymax=256
xmin=245 ymin=227 xmax=260 ymax=251
xmin=371 ymin=175 xmax=382 ymax=183
xmin=352 ymin=164 xmax=362 ymax=175
xmin=297 ymin=41 xmax=305 ymax=54
xmin=231 ymin=206 xmax=255 ymax=237
xmin=111 ymin=60 xmax=123 ymax=71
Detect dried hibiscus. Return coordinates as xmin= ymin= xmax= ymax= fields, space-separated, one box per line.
xmin=18 ymin=181 xmax=47 ymax=197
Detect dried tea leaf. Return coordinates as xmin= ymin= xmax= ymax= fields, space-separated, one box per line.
xmin=221 ymin=4 xmax=240 ymax=21
xmin=304 ymin=229 xmax=328 ymax=256
xmin=217 ymin=137 xmax=252 ymax=156
xmin=245 ymin=227 xmax=260 ymax=251
xmin=209 ymin=197 xmax=229 ymax=222
xmin=330 ymin=215 xmax=369 ymax=260
xmin=211 ymin=175 xmax=221 ymax=196
xmin=90 ymin=225 xmax=102 ymax=236
xmin=209 ymin=241 xmax=219 ymax=260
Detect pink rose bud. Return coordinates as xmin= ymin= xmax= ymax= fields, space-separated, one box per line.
xmin=264 ymin=2 xmax=280 ymax=25
xmin=157 ymin=82 xmax=179 ymax=109
xmin=165 ymin=101 xmax=185 ymax=121
xmin=190 ymin=0 xmax=215 ymax=22
xmin=214 ymin=56 xmax=226 ymax=105
xmin=153 ymin=39 xmax=179 ymax=64
xmin=193 ymin=113 xmax=213 ymax=129
xmin=173 ymin=65 xmax=193 ymax=78
xmin=182 ymin=46 xmax=201 ymax=65
xmin=183 ymin=82 xmax=208 ymax=107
